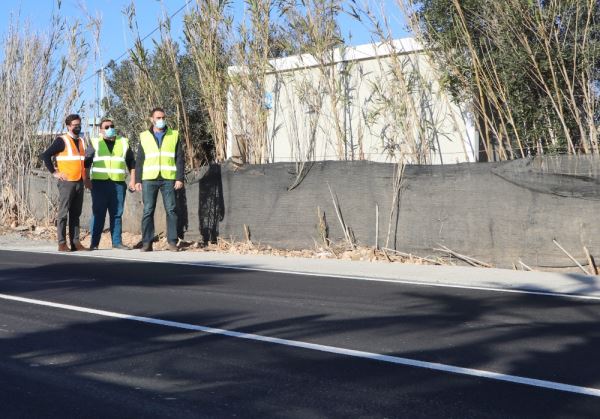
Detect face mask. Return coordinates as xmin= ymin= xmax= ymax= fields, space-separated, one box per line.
xmin=154 ymin=119 xmax=166 ymax=130
xmin=104 ymin=127 xmax=116 ymax=138
xmin=72 ymin=126 xmax=82 ymax=136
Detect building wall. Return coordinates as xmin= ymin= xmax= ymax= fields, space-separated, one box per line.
xmin=227 ymin=39 xmax=478 ymax=165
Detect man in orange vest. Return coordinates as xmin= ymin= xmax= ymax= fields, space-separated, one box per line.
xmin=41 ymin=114 xmax=90 ymax=252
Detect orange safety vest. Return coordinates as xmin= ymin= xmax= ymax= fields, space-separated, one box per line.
xmin=55 ymin=134 xmax=86 ymax=181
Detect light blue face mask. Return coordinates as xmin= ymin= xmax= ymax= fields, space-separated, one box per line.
xmin=154 ymin=119 xmax=166 ymax=129
xmin=104 ymin=127 xmax=116 ymax=138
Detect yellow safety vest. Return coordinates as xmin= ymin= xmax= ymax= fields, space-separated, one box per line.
xmin=140 ymin=129 xmax=178 ymax=180
xmin=90 ymin=136 xmax=129 ymax=182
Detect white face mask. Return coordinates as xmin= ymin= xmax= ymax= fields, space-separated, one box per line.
xmin=154 ymin=119 xmax=166 ymax=129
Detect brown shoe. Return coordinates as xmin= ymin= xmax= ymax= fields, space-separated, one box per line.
xmin=58 ymin=243 xmax=70 ymax=252
xmin=71 ymin=241 xmax=89 ymax=251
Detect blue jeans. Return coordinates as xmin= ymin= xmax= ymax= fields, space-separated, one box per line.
xmin=90 ymin=180 xmax=126 ymax=247
xmin=142 ymin=179 xmax=178 ymax=245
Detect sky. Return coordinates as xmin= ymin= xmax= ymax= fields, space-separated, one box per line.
xmin=0 ymin=0 xmax=408 ymax=122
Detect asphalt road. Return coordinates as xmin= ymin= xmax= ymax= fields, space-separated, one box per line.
xmin=1 ymin=250 xmax=599 ymax=418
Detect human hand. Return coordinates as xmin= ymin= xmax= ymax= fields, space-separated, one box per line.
xmin=128 ymin=181 xmax=136 ymax=192
xmin=174 ymin=180 xmax=184 ymax=190
xmin=84 ymin=179 xmax=92 ymax=190
xmin=53 ymin=171 xmax=67 ymax=181
xmin=134 ymin=183 xmax=143 ymax=192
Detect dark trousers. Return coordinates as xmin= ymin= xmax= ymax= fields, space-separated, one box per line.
xmin=57 ymin=180 xmax=84 ymax=245
xmin=142 ymin=179 xmax=178 ymax=245
xmin=90 ymin=180 xmax=126 ymax=247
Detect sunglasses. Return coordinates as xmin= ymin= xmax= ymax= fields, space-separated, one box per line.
xmin=103 ymin=125 xmax=115 ymax=129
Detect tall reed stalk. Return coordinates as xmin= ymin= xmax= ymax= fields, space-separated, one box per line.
xmin=184 ymin=0 xmax=232 ymax=162
xmin=399 ymin=0 xmax=600 ymax=159
xmin=0 ymin=6 xmax=89 ymax=225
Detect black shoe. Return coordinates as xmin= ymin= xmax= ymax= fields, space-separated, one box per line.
xmin=140 ymin=243 xmax=153 ymax=252
xmin=113 ymin=244 xmax=131 ymax=250
xmin=90 ymin=246 xmax=99 ymax=251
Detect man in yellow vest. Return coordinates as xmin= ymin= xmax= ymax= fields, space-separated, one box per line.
xmin=85 ymin=118 xmax=136 ymax=250
xmin=134 ymin=107 xmax=184 ymax=252
xmin=41 ymin=114 xmax=90 ymax=252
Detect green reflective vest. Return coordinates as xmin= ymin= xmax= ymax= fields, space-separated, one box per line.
xmin=140 ymin=129 xmax=178 ymax=180
xmin=90 ymin=136 xmax=129 ymax=182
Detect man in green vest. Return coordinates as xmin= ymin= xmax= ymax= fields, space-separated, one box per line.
xmin=134 ymin=107 xmax=184 ymax=252
xmin=85 ymin=118 xmax=136 ymax=250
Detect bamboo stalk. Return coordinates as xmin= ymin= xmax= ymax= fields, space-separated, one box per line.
xmin=375 ymin=203 xmax=379 ymax=250
xmin=518 ymin=260 xmax=533 ymax=271
xmin=243 ymin=224 xmax=251 ymax=243
xmin=327 ymin=183 xmax=355 ymax=249
xmin=381 ymin=247 xmax=392 ymax=262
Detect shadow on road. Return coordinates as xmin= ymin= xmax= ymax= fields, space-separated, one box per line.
xmin=1 ymin=254 xmax=600 ymax=417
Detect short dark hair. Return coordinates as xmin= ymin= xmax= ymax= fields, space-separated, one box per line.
xmin=100 ymin=117 xmax=113 ymax=127
xmin=65 ymin=114 xmax=81 ymax=126
xmin=150 ymin=107 xmax=165 ymax=117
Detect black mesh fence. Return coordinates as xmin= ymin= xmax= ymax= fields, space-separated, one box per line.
xmin=26 ymin=156 xmax=600 ymax=269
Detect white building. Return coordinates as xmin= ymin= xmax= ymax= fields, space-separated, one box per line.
xmin=227 ymin=38 xmax=478 ymax=165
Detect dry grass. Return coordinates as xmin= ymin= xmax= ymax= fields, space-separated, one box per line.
xmin=7 ymin=224 xmax=600 ymax=274
xmin=188 ymin=237 xmax=445 ymax=265
xmin=9 ymin=223 xmax=447 ymax=265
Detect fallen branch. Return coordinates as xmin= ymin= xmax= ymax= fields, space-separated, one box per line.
xmin=382 ymin=247 xmax=441 ymax=265
xmin=553 ymin=239 xmax=590 ymax=275
xmin=434 ymin=244 xmax=493 ymax=268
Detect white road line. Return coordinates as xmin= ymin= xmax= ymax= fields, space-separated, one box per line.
xmin=1 ymin=292 xmax=599 ymax=398
xmin=2 ymin=248 xmax=600 ymax=302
